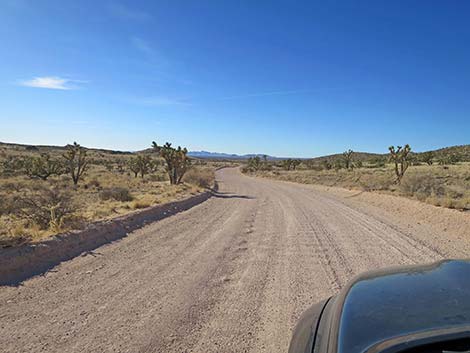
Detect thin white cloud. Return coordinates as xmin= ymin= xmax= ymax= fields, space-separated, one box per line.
xmin=107 ymin=2 xmax=151 ymax=21
xmin=131 ymin=96 xmax=190 ymax=106
xmin=19 ymin=76 xmax=83 ymax=90
xmin=131 ymin=37 xmax=154 ymax=55
xmin=130 ymin=37 xmax=170 ymax=67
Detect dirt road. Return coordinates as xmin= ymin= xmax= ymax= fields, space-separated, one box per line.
xmin=1 ymin=168 xmax=467 ymax=353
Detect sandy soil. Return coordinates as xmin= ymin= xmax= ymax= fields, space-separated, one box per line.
xmin=1 ymin=167 xmax=468 ymax=353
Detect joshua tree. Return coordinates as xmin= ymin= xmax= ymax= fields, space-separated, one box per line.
xmin=248 ymin=156 xmax=262 ymax=171
xmin=23 ymin=153 xmax=64 ymax=180
xmin=291 ymin=159 xmax=301 ymax=170
xmin=152 ymin=141 xmax=191 ymax=184
xmin=281 ymin=158 xmax=301 ymax=171
xmin=128 ymin=157 xmax=140 ymax=178
xmin=321 ymin=159 xmax=332 ymax=170
xmin=389 ymin=144 xmax=411 ymax=184
xmin=420 ymin=152 xmax=433 ymax=166
xmin=138 ymin=155 xmax=152 ymax=178
xmin=343 ymin=149 xmax=354 ymax=169
xmin=63 ymin=142 xmax=88 ymax=185
xmin=282 ymin=159 xmax=293 ymax=171
xmin=128 ymin=155 xmax=152 ymax=178
xmin=438 ymin=154 xmax=460 ymax=166
xmin=116 ymin=160 xmax=125 ymax=173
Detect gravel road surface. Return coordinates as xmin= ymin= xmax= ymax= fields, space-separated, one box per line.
xmin=2 ymin=167 xmax=466 ymax=353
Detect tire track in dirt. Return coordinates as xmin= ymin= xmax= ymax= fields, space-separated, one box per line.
xmin=302 ymin=189 xmax=442 ymax=263
xmin=276 ymin=182 xmax=442 ymax=267
xmin=0 ymin=168 xmax=461 ymax=353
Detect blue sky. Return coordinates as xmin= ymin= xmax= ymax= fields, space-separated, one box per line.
xmin=1 ymin=0 xmax=469 ymax=157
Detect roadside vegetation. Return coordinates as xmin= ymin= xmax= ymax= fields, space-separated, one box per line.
xmin=243 ymin=145 xmax=470 ymax=211
xmin=0 ymin=141 xmax=228 ymax=247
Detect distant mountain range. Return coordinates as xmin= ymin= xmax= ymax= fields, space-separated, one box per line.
xmin=2 ymin=141 xmax=469 ymax=162
xmin=189 ymin=145 xmax=470 ymax=162
xmin=187 ymin=151 xmax=282 ymax=160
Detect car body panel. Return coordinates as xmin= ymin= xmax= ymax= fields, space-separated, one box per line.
xmin=288 ymin=299 xmax=330 ymax=353
xmin=289 ymin=260 xmax=470 ymax=353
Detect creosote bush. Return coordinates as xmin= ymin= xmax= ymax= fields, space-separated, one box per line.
xmin=11 ymin=186 xmax=77 ymax=232
xmin=99 ymin=187 xmax=133 ymax=202
xmin=182 ymin=168 xmax=215 ymax=188
xmin=1 ymin=156 xmax=23 ymax=176
xmin=23 ymin=153 xmax=64 ymax=180
xmin=131 ymin=199 xmax=152 ymax=209
xmin=399 ymin=173 xmax=445 ymax=198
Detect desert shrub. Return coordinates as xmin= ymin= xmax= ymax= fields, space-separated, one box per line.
xmin=440 ymin=197 xmax=459 ymax=209
xmin=320 ymin=160 xmax=332 ymax=170
xmin=438 ymin=154 xmax=460 ymax=166
xmin=369 ymin=157 xmax=386 ymax=168
xmin=23 ymin=153 xmax=64 ymax=180
xmin=0 ymin=181 xmax=25 ymax=193
xmin=358 ymin=173 xmax=394 ymax=191
xmin=10 ymin=186 xmax=77 ymax=231
xmin=420 ymin=152 xmax=434 ymax=165
xmin=48 ymin=175 xmax=72 ymax=190
xmin=182 ymin=168 xmax=215 ymax=188
xmin=1 ymin=156 xmax=23 ymax=176
xmin=131 ymin=199 xmax=152 ymax=209
xmin=25 ymin=145 xmax=39 ymax=152
xmin=0 ymin=234 xmax=30 ymax=248
xmin=399 ymin=173 xmax=445 ymax=197
xmin=333 ymin=159 xmax=344 ymax=170
xmin=306 ymin=162 xmax=323 ymax=171
xmin=86 ymin=178 xmax=101 ymax=189
xmin=103 ymin=161 xmax=114 ymax=172
xmin=445 ymin=185 xmax=466 ymax=199
xmin=99 ymin=187 xmax=133 ymax=202
xmin=0 ymin=220 xmax=32 ymax=248
xmin=148 ymin=173 xmax=168 ymax=182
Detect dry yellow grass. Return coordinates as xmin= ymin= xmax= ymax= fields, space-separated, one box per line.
xmin=182 ymin=167 xmax=215 ymax=188
xmin=252 ymin=163 xmax=470 ymax=211
xmin=0 ymin=169 xmax=207 ymax=244
xmin=0 ymin=143 xmax=220 ymax=246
